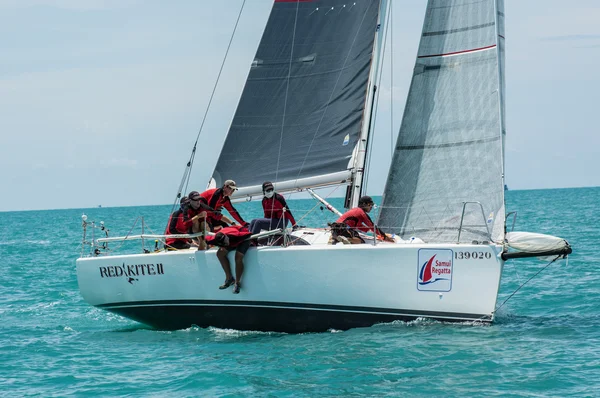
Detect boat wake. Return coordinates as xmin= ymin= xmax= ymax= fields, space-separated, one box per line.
xmin=375 ymin=317 xmax=490 ymax=328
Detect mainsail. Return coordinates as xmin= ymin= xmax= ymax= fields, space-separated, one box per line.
xmin=212 ymin=0 xmax=382 ymax=198
xmin=378 ymin=0 xmax=506 ymax=243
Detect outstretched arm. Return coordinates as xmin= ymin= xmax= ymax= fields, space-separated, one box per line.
xmin=224 ymin=199 xmax=246 ymax=225
xmin=361 ymin=211 xmax=392 ymax=241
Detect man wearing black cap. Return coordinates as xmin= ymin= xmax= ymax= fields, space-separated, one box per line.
xmin=248 ymin=181 xmax=297 ymax=234
xmin=186 ymin=190 xmax=217 ymax=250
xmin=332 ymin=196 xmax=393 ymax=244
xmin=165 ymin=195 xmax=210 ymax=250
xmin=164 ymin=196 xmax=193 ymax=250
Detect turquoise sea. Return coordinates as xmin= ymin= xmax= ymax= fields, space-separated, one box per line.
xmin=1 ymin=187 xmax=599 ymax=397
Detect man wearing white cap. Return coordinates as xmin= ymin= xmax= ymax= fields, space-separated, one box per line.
xmin=199 ymin=179 xmax=248 ymax=232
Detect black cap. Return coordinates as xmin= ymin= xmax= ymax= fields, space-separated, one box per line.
xmin=262 ymin=181 xmax=274 ymax=192
xmin=359 ymin=195 xmax=374 ymax=205
xmin=180 ymin=196 xmax=190 ymax=205
xmin=188 ymin=191 xmax=201 ymax=201
xmin=212 ymin=232 xmax=227 ymax=247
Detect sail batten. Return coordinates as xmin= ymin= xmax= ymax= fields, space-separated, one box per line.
xmin=378 ymin=0 xmax=506 ymax=244
xmin=211 ymin=0 xmax=381 ymax=192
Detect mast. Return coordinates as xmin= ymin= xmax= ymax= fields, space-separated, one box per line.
xmin=348 ymin=0 xmax=391 ymax=209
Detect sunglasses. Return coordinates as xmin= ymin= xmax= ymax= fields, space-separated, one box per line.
xmin=265 ymin=189 xmax=274 ymax=193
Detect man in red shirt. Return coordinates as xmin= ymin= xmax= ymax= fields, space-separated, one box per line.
xmin=249 ymin=181 xmax=297 ymax=234
xmin=332 ymin=196 xmax=393 ymax=244
xmin=200 ymin=179 xmax=248 ymax=232
xmin=165 ymin=195 xmax=208 ymax=250
xmin=206 ymin=224 xmax=252 ymax=294
xmin=186 ymin=190 xmax=218 ymax=250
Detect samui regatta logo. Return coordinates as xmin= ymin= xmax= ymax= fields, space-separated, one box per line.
xmin=99 ymin=263 xmax=164 ymax=284
xmin=417 ymin=249 xmax=453 ymax=292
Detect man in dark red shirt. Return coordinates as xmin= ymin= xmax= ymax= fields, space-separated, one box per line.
xmin=186 ymin=190 xmax=218 ymax=250
xmin=164 ymin=196 xmax=192 ymax=250
xmin=206 ymin=224 xmax=252 ymax=294
xmin=165 ymin=195 xmax=209 ymax=250
xmin=249 ymin=181 xmax=297 ymax=234
xmin=333 ymin=196 xmax=393 ymax=244
xmin=200 ymin=179 xmax=247 ymax=232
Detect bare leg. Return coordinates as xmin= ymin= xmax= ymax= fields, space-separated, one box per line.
xmin=234 ymin=251 xmax=245 ymax=284
xmin=197 ymin=220 xmax=207 ymax=250
xmin=217 ymin=248 xmax=233 ymax=281
xmin=233 ymin=251 xmax=244 ymax=294
xmin=191 ymin=219 xmax=207 ymax=250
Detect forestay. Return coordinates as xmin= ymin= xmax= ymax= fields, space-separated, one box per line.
xmin=212 ymin=0 xmax=382 ymax=198
xmin=378 ymin=0 xmax=506 ymax=243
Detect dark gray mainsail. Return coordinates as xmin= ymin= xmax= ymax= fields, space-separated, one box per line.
xmin=212 ymin=0 xmax=382 ymax=197
xmin=378 ymin=0 xmax=506 ymax=243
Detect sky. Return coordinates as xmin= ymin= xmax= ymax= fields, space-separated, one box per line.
xmin=1 ymin=0 xmax=599 ymax=212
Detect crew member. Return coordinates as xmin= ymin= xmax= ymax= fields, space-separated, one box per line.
xmin=332 ymin=196 xmax=394 ymax=244
xmin=200 ymin=179 xmax=247 ymax=231
xmin=206 ymin=224 xmax=252 ymax=294
xmin=186 ymin=190 xmax=217 ymax=250
xmin=249 ymin=181 xmax=297 ymax=234
xmin=165 ymin=196 xmax=206 ymax=250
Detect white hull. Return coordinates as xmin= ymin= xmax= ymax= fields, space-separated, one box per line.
xmin=76 ymin=235 xmax=505 ymax=332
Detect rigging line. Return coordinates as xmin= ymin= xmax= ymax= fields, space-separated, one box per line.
xmin=294 ymin=185 xmax=343 ymax=226
xmin=165 ymin=157 xmax=194 ymax=230
xmin=272 ymin=0 xmax=301 ymax=219
xmin=363 ymin=0 xmax=392 ymax=194
xmin=113 ymin=216 xmax=141 ymax=252
xmin=512 ymin=258 xmax=523 ymax=285
xmin=389 ymin=0 xmax=394 ymax=160
xmin=178 ymin=158 xmax=193 ymax=200
xmin=493 ymin=255 xmax=562 ymax=314
xmin=172 ymin=0 xmax=248 ymax=210
xmin=292 ymin=3 xmax=373 ymax=186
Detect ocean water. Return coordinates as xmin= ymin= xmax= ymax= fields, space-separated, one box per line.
xmin=1 ymin=187 xmax=599 ymax=397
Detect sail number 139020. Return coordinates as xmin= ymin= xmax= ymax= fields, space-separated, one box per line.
xmin=455 ymin=251 xmax=492 ymax=260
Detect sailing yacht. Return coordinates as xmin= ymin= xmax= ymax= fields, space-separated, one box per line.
xmin=76 ymin=0 xmax=570 ymax=333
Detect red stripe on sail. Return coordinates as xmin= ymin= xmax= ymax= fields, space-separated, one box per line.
xmin=418 ymin=44 xmax=496 ymax=59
